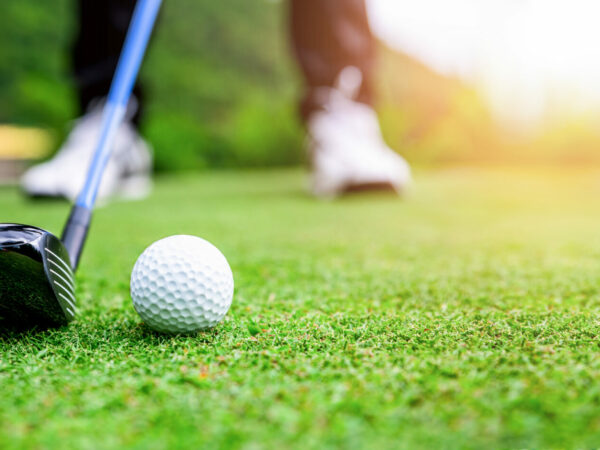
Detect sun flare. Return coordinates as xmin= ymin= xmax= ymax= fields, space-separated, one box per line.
xmin=368 ymin=0 xmax=600 ymax=128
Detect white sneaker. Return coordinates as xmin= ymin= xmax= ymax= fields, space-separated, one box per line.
xmin=308 ymin=67 xmax=411 ymax=198
xmin=21 ymin=99 xmax=152 ymax=202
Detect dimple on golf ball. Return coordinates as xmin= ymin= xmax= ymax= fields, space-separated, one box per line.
xmin=130 ymin=235 xmax=234 ymax=334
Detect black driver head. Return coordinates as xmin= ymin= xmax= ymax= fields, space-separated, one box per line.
xmin=0 ymin=224 xmax=76 ymax=330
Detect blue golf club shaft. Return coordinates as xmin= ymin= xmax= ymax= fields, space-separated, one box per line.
xmin=62 ymin=0 xmax=161 ymax=269
xmin=78 ymin=0 xmax=161 ymax=209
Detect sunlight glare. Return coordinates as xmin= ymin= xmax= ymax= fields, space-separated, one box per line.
xmin=368 ymin=0 xmax=600 ymax=128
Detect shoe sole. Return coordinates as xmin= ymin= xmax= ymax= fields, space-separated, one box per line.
xmin=342 ymin=181 xmax=398 ymax=195
xmin=23 ymin=173 xmax=151 ymax=202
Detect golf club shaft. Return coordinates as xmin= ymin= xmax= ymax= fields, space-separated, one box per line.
xmin=62 ymin=0 xmax=162 ymax=270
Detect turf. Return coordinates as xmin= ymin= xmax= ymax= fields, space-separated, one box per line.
xmin=2 ymin=167 xmax=600 ymax=449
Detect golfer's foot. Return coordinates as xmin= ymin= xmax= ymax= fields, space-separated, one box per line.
xmin=308 ymin=68 xmax=411 ymax=198
xmin=21 ymin=98 xmax=152 ymax=202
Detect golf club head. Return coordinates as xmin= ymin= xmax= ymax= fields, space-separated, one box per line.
xmin=0 ymin=224 xmax=76 ymax=330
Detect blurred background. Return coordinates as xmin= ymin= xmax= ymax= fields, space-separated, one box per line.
xmin=2 ymin=0 xmax=600 ymax=180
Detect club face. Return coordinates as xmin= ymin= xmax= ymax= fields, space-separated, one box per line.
xmin=0 ymin=224 xmax=76 ymax=330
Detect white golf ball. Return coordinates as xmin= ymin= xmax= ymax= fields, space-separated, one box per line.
xmin=130 ymin=235 xmax=234 ymax=334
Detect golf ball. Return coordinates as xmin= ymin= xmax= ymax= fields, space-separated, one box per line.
xmin=130 ymin=235 xmax=234 ymax=334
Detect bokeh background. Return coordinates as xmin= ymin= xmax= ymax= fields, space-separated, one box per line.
xmin=3 ymin=0 xmax=600 ymax=173
xmin=0 ymin=0 xmax=304 ymax=173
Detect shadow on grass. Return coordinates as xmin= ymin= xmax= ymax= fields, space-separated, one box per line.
xmin=0 ymin=322 xmax=69 ymax=342
xmin=134 ymin=321 xmax=221 ymax=343
xmin=0 ymin=325 xmax=227 ymax=357
xmin=22 ymin=195 xmax=68 ymax=203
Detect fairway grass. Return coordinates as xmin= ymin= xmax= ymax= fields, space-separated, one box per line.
xmin=2 ymin=167 xmax=600 ymax=449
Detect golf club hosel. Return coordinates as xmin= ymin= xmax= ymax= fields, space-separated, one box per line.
xmin=62 ymin=205 xmax=92 ymax=271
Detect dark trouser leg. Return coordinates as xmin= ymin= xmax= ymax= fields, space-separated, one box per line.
xmin=290 ymin=0 xmax=376 ymax=121
xmin=72 ymin=0 xmax=144 ymax=126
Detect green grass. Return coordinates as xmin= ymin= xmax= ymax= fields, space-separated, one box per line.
xmin=2 ymin=167 xmax=600 ymax=449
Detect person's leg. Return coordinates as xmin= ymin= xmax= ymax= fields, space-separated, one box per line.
xmin=290 ymin=0 xmax=375 ymax=120
xmin=72 ymin=0 xmax=144 ymax=125
xmin=21 ymin=0 xmax=152 ymax=201
xmin=290 ymin=0 xmax=411 ymax=197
